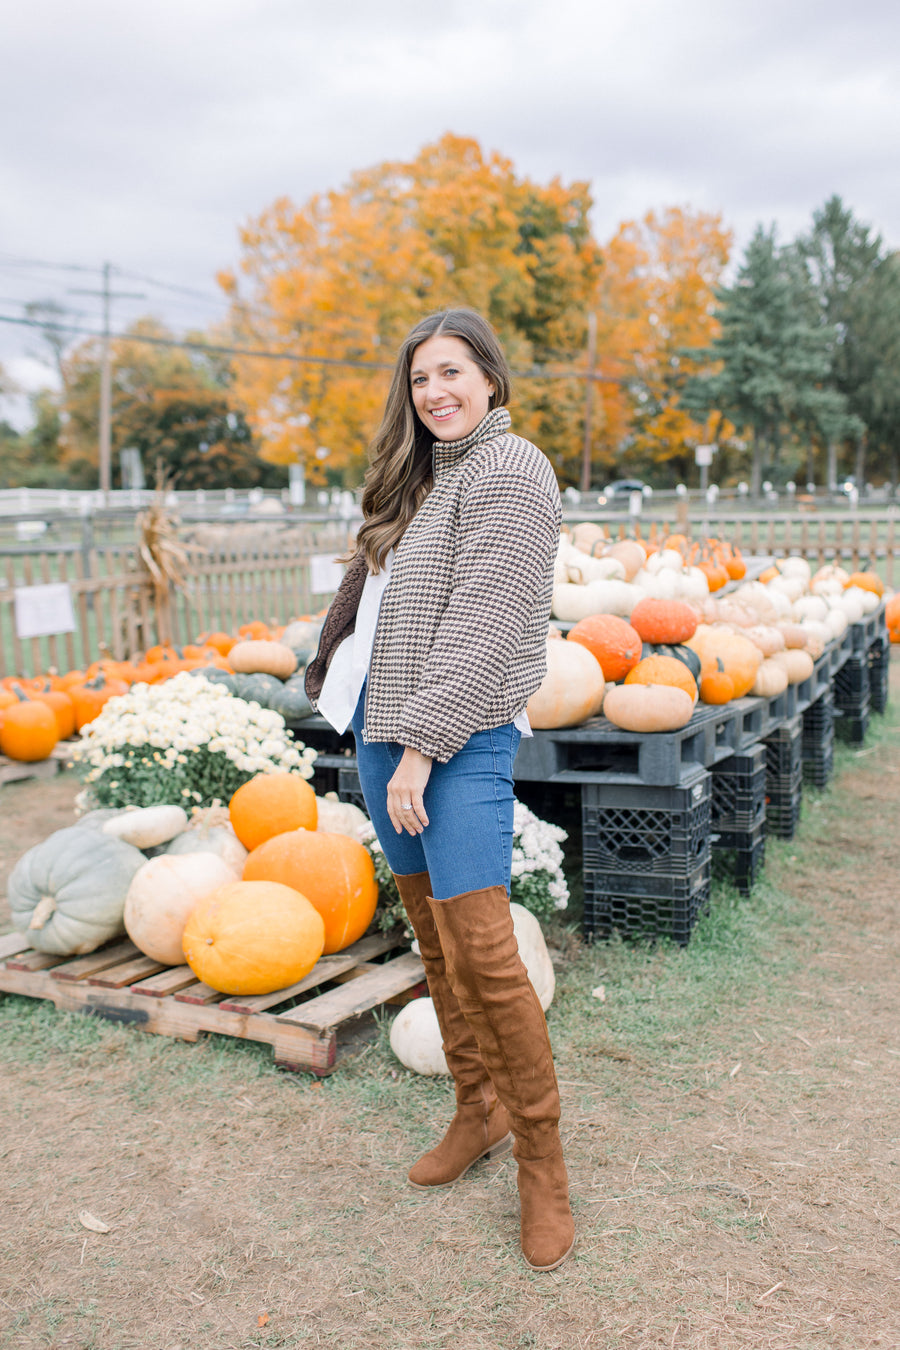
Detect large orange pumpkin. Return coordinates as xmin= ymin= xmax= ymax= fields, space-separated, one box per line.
xmin=242 ymin=830 xmax=378 ymax=954
xmin=624 ymin=654 xmax=698 ymax=702
xmin=229 ymin=773 xmax=318 ymax=851
xmin=0 ymin=691 xmax=59 ymax=762
xmin=687 ymin=626 xmax=762 ymax=699
xmin=629 ymin=598 xmax=699 ymax=646
xmin=182 ymin=880 xmax=326 ymax=995
xmin=26 ymin=684 xmax=76 ymax=740
xmin=566 ymin=614 xmax=642 ymax=682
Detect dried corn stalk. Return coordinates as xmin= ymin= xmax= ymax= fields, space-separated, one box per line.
xmin=136 ymin=465 xmax=206 ymax=646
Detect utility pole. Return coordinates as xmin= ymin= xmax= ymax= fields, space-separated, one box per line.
xmin=580 ymin=311 xmax=597 ymax=495
xmin=70 ymin=263 xmax=143 ymax=497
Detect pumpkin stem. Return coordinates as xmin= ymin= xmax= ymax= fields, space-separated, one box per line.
xmin=29 ymin=893 xmax=57 ymax=930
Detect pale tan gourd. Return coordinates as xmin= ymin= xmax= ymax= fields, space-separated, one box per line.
xmin=750 ymin=659 xmax=789 ymax=698
xmin=228 ymin=640 xmax=297 ymax=679
xmin=124 ymin=852 xmax=241 ymax=965
xmin=526 ymin=639 xmax=606 ymax=728
xmin=744 ymin=625 xmax=786 ymax=658
xmin=602 ymin=683 xmax=695 ymax=733
xmin=602 ymin=539 xmax=646 ymax=581
xmin=772 ymin=648 xmax=815 ymax=684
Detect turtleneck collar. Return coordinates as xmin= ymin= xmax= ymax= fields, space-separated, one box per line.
xmin=432 ymin=406 xmax=511 ymax=472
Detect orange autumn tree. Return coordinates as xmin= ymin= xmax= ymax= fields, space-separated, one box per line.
xmin=220 ymin=134 xmax=600 ymax=486
xmin=592 ymin=207 xmax=733 ymax=484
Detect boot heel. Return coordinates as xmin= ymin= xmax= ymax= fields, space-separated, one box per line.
xmin=486 ymin=1132 xmax=513 ymax=1160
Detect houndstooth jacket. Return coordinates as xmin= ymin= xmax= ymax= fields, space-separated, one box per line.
xmin=305 ymin=407 xmax=561 ymax=763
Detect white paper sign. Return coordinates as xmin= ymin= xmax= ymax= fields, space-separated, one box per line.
xmin=309 ymin=555 xmax=345 ymax=594
xmin=14 ymin=583 xmax=77 ymax=639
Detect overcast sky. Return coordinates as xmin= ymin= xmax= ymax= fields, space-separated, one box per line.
xmin=2 ymin=0 xmax=899 ymax=425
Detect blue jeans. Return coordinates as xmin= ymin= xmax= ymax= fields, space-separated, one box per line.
xmin=350 ymin=686 xmax=521 ymax=899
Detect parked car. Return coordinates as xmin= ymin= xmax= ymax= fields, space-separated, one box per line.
xmin=596 ymin=480 xmax=652 ymax=506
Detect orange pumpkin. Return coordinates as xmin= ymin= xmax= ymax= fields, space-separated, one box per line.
xmin=243 ymin=830 xmax=378 ymax=955
xmin=69 ymin=672 xmax=129 ymax=730
xmin=182 ymin=880 xmax=326 ymax=995
xmin=886 ymin=594 xmax=900 ymax=644
xmin=629 ymin=598 xmax=699 ymax=646
xmin=624 ymin=655 xmax=698 ymax=702
xmin=229 ymin=773 xmax=318 ymax=851
xmin=566 ymin=614 xmax=642 ymax=682
xmin=25 ymin=684 xmax=76 ymax=740
xmin=687 ymin=626 xmax=762 ymax=699
xmin=0 ymin=690 xmax=59 ymax=761
xmin=699 ymin=659 xmax=735 ymax=705
xmin=197 ymin=631 xmax=237 ymax=655
xmin=845 ymin=570 xmax=884 ymax=597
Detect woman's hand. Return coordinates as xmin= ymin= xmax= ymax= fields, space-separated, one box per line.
xmin=387 ymin=747 xmax=432 ymax=835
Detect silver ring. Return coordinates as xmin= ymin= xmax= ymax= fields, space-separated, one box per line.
xmin=401 ymin=802 xmax=412 ymax=810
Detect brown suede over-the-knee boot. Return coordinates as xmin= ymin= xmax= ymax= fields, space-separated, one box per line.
xmin=392 ymin=871 xmax=512 ymax=1187
xmin=428 ymin=884 xmax=575 ymax=1272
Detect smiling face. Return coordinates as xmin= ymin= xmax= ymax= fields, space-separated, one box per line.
xmin=409 ymin=335 xmax=496 ymax=441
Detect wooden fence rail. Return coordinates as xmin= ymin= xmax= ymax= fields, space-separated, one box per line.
xmin=1 ymin=513 xmax=898 ymax=678
xmin=0 ymin=522 xmax=354 ymax=678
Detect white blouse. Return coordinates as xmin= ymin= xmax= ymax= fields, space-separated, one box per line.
xmin=317 ymin=550 xmax=532 ymax=741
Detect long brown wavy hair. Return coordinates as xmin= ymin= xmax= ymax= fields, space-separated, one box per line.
xmin=353 ymin=309 xmax=512 ymax=571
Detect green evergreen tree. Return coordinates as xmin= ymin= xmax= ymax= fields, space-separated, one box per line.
xmin=682 ymin=226 xmax=851 ymax=496
xmin=798 ymin=197 xmax=900 ymax=486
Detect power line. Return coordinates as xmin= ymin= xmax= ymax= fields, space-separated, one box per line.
xmin=0 ymin=311 xmax=624 ymax=383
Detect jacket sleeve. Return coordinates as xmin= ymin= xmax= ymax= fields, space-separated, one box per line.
xmin=395 ymin=467 xmax=560 ymax=760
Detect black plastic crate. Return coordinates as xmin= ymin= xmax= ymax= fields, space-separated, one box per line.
xmin=711 ymin=744 xmax=767 ymax=833
xmin=583 ymin=863 xmax=710 ymax=946
xmin=834 ymin=654 xmax=869 ymax=708
xmin=802 ymin=689 xmax=834 ymax=745
xmin=868 ymin=639 xmax=890 ymax=716
xmin=763 ymin=715 xmax=802 ymax=783
xmin=802 ymin=734 xmax=834 ymax=789
xmin=836 ymin=700 xmax=871 ymax=745
xmin=712 ymin=815 xmax=766 ymax=896
xmin=766 ymin=772 xmax=802 ymax=838
xmin=337 ymin=763 xmax=368 ymax=813
xmin=581 ymin=770 xmax=711 ymax=878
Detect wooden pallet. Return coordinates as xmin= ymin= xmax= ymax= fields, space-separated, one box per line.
xmin=0 ymin=741 xmax=76 ymax=786
xmin=0 ymin=929 xmax=425 ymax=1075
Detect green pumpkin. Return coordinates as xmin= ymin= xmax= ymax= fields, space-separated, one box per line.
xmin=232 ymin=672 xmax=285 ymax=707
xmin=8 ymin=826 xmax=147 ymax=955
xmin=190 ymin=666 xmax=239 ymax=693
xmin=642 ymin=643 xmax=702 ymax=687
xmin=268 ymin=673 xmax=314 ymax=723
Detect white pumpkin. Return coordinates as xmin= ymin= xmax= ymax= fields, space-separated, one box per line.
xmin=102 ymin=804 xmax=189 ymax=850
xmin=847 ymin=584 xmax=880 ymax=615
xmin=813 ymin=564 xmax=850 ymax=588
xmin=124 ymin=852 xmax=241 ymax=965
xmin=565 ymin=549 xmax=627 ymax=585
xmin=680 ymin=566 xmax=711 ymax=602
xmin=792 ymin=595 xmax=828 ymax=624
xmin=583 ymin=578 xmax=641 ymax=616
xmin=527 ymin=639 xmax=606 ymax=728
xmin=833 ymin=589 xmax=865 ymax=623
xmin=314 ymin=793 xmax=371 ymax=839
xmin=510 ymin=903 xmax=556 ymax=1012
xmin=811 ymin=576 xmax=843 ymax=598
xmin=166 ymin=824 xmax=249 ymax=873
xmin=390 ymin=903 xmax=556 ymax=1076
xmin=823 ymin=607 xmax=849 ymax=640
xmin=645 ymin=548 xmax=685 ymax=573
xmin=390 ymin=998 xmax=449 ymax=1075
xmin=551 ymin=582 xmax=601 ymax=622
xmin=768 ymin=574 xmax=806 ymax=604
xmin=779 ymin=556 xmax=812 ymax=584
xmin=632 ymin=566 xmax=682 ymax=600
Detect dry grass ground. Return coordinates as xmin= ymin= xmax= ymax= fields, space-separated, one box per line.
xmin=1 ymin=666 xmax=899 ymax=1349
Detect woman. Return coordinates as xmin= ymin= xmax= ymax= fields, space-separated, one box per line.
xmin=305 ymin=308 xmax=574 ymax=1272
